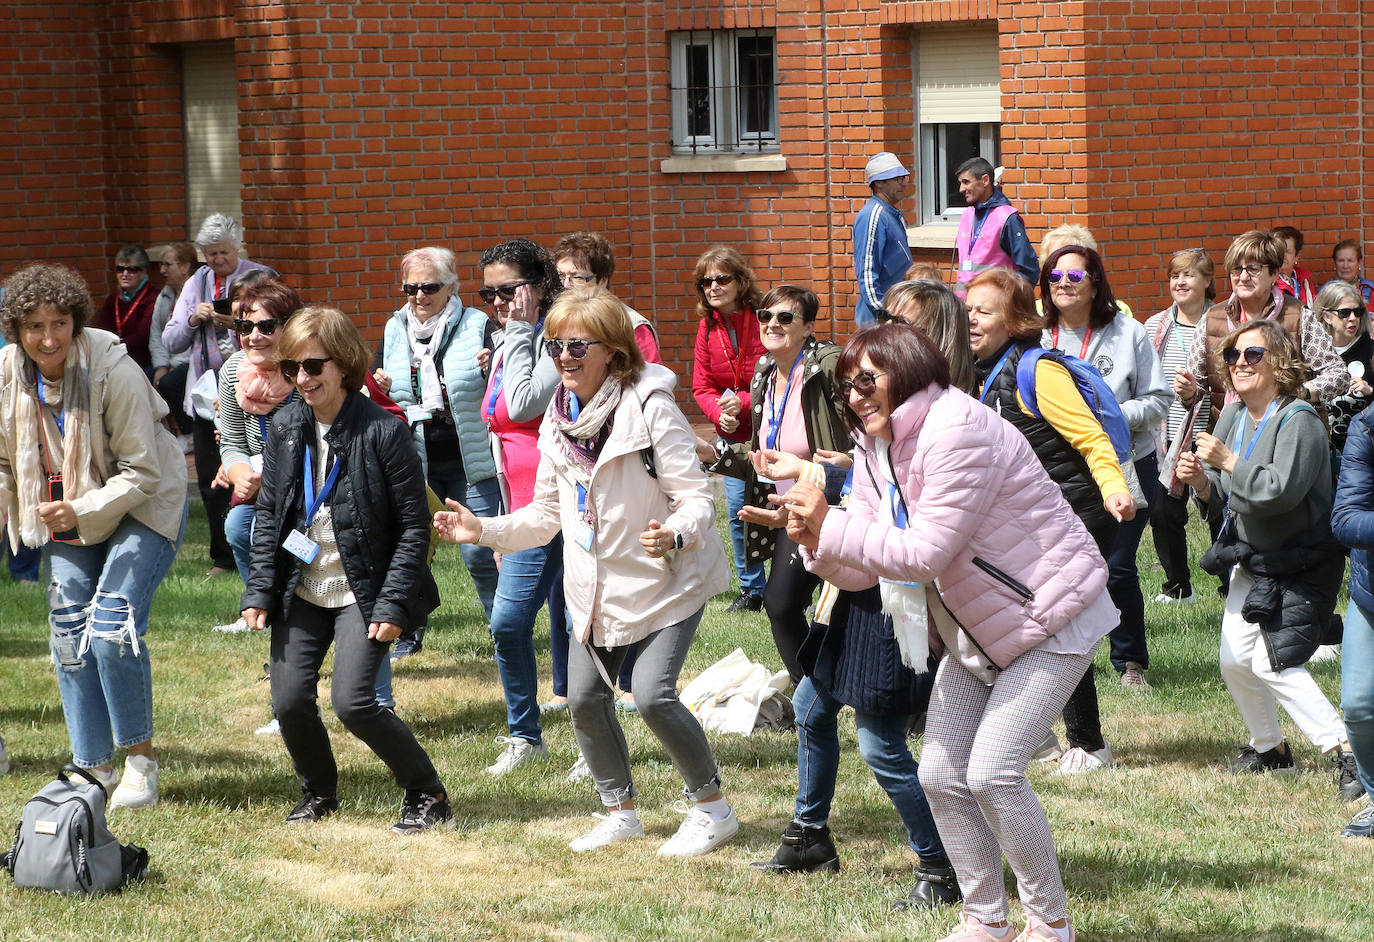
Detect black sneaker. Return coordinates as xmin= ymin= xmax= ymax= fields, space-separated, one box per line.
xmin=726 ymin=592 xmax=763 ymax=613
xmin=1227 ymin=742 xmax=1296 ymax=774
xmin=1333 ymin=748 xmax=1365 ymax=801
xmin=391 ymin=790 xmax=451 ymax=835
xmin=286 ymin=793 xmax=338 ymax=824
xmin=390 ymin=637 xmax=423 ymax=661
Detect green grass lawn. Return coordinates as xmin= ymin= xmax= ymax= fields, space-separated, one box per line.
xmin=1 ymin=500 xmax=1371 ymax=941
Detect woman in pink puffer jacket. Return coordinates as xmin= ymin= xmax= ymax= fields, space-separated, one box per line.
xmin=783 ymin=324 xmax=1117 ymax=942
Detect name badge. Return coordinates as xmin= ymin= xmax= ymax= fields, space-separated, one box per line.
xmin=756 ymin=474 xmax=776 ymax=485
xmin=250 ymin=454 xmax=264 ymax=473
xmin=575 ymin=522 xmax=595 ymax=551
xmin=405 ymin=405 xmax=431 ymax=426
xmin=284 ymin=528 xmax=320 ymax=564
xmin=960 ymin=260 xmax=974 ymax=271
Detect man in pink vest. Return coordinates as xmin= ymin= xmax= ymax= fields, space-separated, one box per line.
xmin=953 ymin=157 xmax=1038 ymax=288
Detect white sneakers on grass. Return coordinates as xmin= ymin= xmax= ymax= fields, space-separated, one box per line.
xmin=485 ymin=736 xmax=549 ymax=776
xmin=569 ymin=811 xmax=645 ymax=852
xmin=1053 ymin=744 xmax=1114 ymax=775
xmin=212 ymin=617 xmax=251 ymax=634
xmin=108 ymin=755 xmax=159 ymax=810
xmin=657 ymin=800 xmax=739 ymax=857
xmin=566 ymin=752 xmax=591 ymax=783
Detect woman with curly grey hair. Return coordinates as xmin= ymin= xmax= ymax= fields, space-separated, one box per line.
xmin=0 ymin=263 xmax=187 ymax=809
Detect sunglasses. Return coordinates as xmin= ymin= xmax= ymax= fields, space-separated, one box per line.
xmin=840 ymin=370 xmax=888 ymax=397
xmin=559 ymin=272 xmax=597 ymax=287
xmin=115 ymin=265 xmax=145 ymax=274
xmin=756 ymin=309 xmax=800 ymax=326
xmin=279 ymin=357 xmax=333 ymax=379
xmin=543 ymin=339 xmax=602 ymax=360
xmin=1221 ymin=346 xmax=1267 ymax=367
xmin=477 ymin=281 xmax=529 ymax=304
xmin=697 ymin=274 xmax=736 ymax=290
xmin=1325 ymin=307 xmax=1364 ymax=320
xmin=402 ymin=282 xmax=445 ymax=296
xmin=233 ymin=317 xmax=283 ymax=336
xmin=1047 ymin=269 xmax=1088 ymax=286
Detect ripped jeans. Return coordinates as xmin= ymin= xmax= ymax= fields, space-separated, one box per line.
xmin=47 ymin=511 xmax=184 ymax=768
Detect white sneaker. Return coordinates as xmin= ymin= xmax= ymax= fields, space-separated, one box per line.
xmin=1308 ymin=644 xmax=1342 ymax=664
xmin=109 ymin=755 xmax=159 ymax=810
xmin=657 ymin=800 xmax=740 ymax=857
xmin=484 ymin=736 xmax=549 ymax=776
xmin=83 ymin=764 xmax=120 ymax=794
xmin=255 ymin=718 xmax=282 ymax=736
xmin=569 ymin=812 xmax=644 ymax=853
xmin=567 ymin=752 xmax=591 ymax=783
xmin=1053 ymin=744 xmax=1114 ymax=775
xmin=212 ymin=617 xmax=251 ymax=634
xmin=0 ymin=734 xmax=9 ymax=775
xmin=1032 ymin=730 xmax=1064 ymax=764
xmin=1153 ymin=591 xmax=1196 ymax=604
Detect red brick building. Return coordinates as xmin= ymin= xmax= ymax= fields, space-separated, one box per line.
xmin=2 ymin=0 xmax=1369 ymax=378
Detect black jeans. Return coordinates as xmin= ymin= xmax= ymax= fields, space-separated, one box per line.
xmin=1149 ymin=485 xmax=1193 ymax=598
xmin=1062 ymin=517 xmax=1119 ymax=753
xmin=155 ymin=363 xmax=191 ymax=434
xmin=192 ymin=416 xmax=233 ymax=570
xmin=763 ymin=529 xmax=820 ymax=683
xmin=270 ymin=600 xmax=443 ymax=798
xmin=1105 ymin=454 xmax=1157 ymax=671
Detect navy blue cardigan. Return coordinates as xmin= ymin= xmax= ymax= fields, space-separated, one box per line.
xmin=1333 ymin=407 xmax=1374 ymax=613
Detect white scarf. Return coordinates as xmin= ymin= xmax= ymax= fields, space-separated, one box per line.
xmin=406 ymin=299 xmax=453 ymax=412
xmin=874 ymin=443 xmax=930 ymax=672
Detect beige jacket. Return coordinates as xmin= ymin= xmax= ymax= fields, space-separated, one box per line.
xmin=480 ymin=364 xmax=729 ymax=647
xmin=0 ymin=329 xmax=185 ymax=548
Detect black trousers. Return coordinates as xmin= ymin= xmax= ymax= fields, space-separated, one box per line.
xmin=192 ymin=416 xmax=233 ymax=570
xmin=1062 ymin=518 xmax=1119 ymax=752
xmin=762 ymin=529 xmax=820 ymax=684
xmin=270 ymin=600 xmax=443 ymax=798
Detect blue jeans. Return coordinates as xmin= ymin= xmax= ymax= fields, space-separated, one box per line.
xmin=1342 ymin=601 xmax=1374 ymax=802
xmin=724 ymin=474 xmax=766 ymax=595
xmin=428 ymin=471 xmax=500 ymax=624
xmin=490 ymin=535 xmax=562 ymax=743
xmin=47 ymin=509 xmax=185 ymax=767
xmin=793 ymin=675 xmax=945 ymax=859
xmin=225 ymin=501 xmax=254 ymax=585
xmin=1107 ymin=454 xmax=1157 ymax=671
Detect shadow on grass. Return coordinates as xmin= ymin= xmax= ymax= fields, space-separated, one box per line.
xmin=1092 ymin=926 xmax=1340 ymax=942
xmin=1066 ymin=846 xmax=1302 ymax=899
xmin=0 ymin=636 xmax=50 ymax=659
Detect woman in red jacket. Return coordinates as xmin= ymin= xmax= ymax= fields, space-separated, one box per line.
xmin=690 ymin=245 xmax=768 ymax=611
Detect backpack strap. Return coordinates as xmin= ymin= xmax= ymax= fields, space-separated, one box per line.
xmin=1013 ymin=347 xmax=1048 ymax=418
xmin=60 ymin=763 xmax=108 ymax=799
xmin=1277 ymin=398 xmax=1318 ymax=429
xmin=632 ymin=388 xmax=669 ymax=479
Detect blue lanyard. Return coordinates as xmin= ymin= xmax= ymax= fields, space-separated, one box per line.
xmin=764 ymin=353 xmax=804 ymax=451
xmin=886 ymin=482 xmax=908 ymax=529
xmin=1231 ymin=400 xmax=1279 ymax=462
xmin=969 ymin=203 xmax=991 ymax=244
xmin=36 ymin=375 xmax=65 ymax=436
xmin=256 ymin=391 xmax=293 ymax=444
xmin=978 ymin=345 xmax=1018 ymax=403
xmin=302 ymin=442 xmax=341 ymax=528
xmin=569 ymin=392 xmax=588 ymax=514
xmin=484 ymin=353 xmax=506 ymax=420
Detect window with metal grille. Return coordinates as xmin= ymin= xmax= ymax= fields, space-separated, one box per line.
xmin=670 ymin=30 xmax=778 ymax=154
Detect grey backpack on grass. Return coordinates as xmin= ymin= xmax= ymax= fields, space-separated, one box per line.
xmin=3 ymin=764 xmax=148 ymax=895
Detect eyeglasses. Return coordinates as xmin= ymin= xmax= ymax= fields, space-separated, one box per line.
xmin=1230 ymin=264 xmax=1266 ymax=279
xmin=696 ymin=274 xmax=736 ymax=290
xmin=1221 ymin=346 xmax=1267 ymax=367
xmin=559 ymin=272 xmax=597 ymax=287
xmin=402 ymin=282 xmax=445 ymax=296
xmin=756 ymin=309 xmax=800 ymax=326
xmin=115 ymin=265 xmax=145 ymax=274
xmin=1047 ymin=269 xmax=1088 ymax=286
xmin=1324 ymin=307 xmax=1363 ymax=320
xmin=543 ymin=339 xmax=602 ymax=360
xmin=840 ymin=370 xmax=888 ymax=397
xmin=872 ymin=308 xmax=895 ymax=324
xmin=279 ymin=357 xmax=333 ymax=379
xmin=477 ymin=281 xmax=529 ymax=304
xmin=233 ymin=317 xmax=283 ymax=336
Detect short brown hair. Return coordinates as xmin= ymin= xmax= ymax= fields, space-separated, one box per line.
xmin=238 ymin=280 xmax=302 ymax=323
xmin=965 ymin=269 xmax=1042 ymax=343
xmin=545 ymin=287 xmax=647 ymax=386
xmin=278 ymin=305 xmax=371 ymax=392
xmin=1333 ymin=238 xmax=1364 ymax=263
xmin=1213 ymin=320 xmax=1306 ymax=398
xmin=1224 ymin=230 xmax=1285 ymax=275
xmin=759 ymin=284 xmax=819 ymax=323
xmin=692 ymin=245 xmax=763 ymax=318
xmin=162 ymin=241 xmax=199 ymax=267
xmin=1167 ymin=248 xmax=1217 ymax=301
xmin=1272 ymin=225 xmax=1304 ymax=254
xmin=553 ymin=232 xmax=616 ymax=283
xmin=835 ymin=323 xmax=950 ymax=437
xmin=0 ymin=263 xmax=93 ymax=344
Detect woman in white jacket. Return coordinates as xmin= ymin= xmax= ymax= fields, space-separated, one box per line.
xmin=435 ymin=287 xmax=737 ymax=857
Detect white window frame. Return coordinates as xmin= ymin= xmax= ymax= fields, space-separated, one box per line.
xmin=919 ymin=122 xmax=1000 ymax=225
xmin=670 ymin=29 xmax=779 ymax=154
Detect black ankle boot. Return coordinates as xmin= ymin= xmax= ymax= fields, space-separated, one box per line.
xmin=893 ymin=858 xmax=962 ymax=910
xmin=750 ymin=821 xmax=840 ymax=873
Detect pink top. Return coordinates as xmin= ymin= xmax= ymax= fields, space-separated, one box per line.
xmin=482 ymin=348 xmax=542 ymax=510
xmin=759 ymin=362 xmax=809 ymax=498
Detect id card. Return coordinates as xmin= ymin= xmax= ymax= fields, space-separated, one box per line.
xmin=960 ymin=260 xmax=974 ymax=272
xmin=574 ymin=522 xmax=595 ymax=551
xmin=250 ymin=454 xmax=264 ymax=473
xmin=405 ymin=405 xmax=431 ymax=426
xmin=284 ymin=528 xmax=320 ymax=563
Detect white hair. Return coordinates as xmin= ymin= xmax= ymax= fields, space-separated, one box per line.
xmin=400 ymin=246 xmax=459 ymax=287
xmin=195 ymin=213 xmax=244 ymax=249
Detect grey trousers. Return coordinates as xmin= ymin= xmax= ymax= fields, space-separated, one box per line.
xmin=567 ymin=607 xmax=721 ymax=807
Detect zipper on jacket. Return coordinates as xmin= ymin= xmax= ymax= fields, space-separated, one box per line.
xmin=932 ymin=586 xmax=1004 ymax=672
xmin=972 ymin=556 xmax=1034 ymax=606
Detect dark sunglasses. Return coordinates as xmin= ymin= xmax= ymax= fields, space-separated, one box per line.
xmin=477 ymin=281 xmax=529 ymax=304
xmin=1325 ymin=307 xmax=1364 ymax=320
xmin=279 ymin=357 xmax=333 ymax=379
xmin=1221 ymin=346 xmax=1267 ymax=367
xmin=1047 ymin=268 xmax=1088 ymax=285
xmin=840 ymin=369 xmax=888 ymax=397
xmin=543 ymin=339 xmax=602 ymax=360
xmin=115 ymin=265 xmax=145 ymax=274
xmin=402 ymin=282 xmax=445 ymax=296
xmin=697 ymin=274 xmax=736 ymax=290
xmin=233 ymin=317 xmax=283 ymax=336
xmin=756 ymin=308 xmax=800 ymax=326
